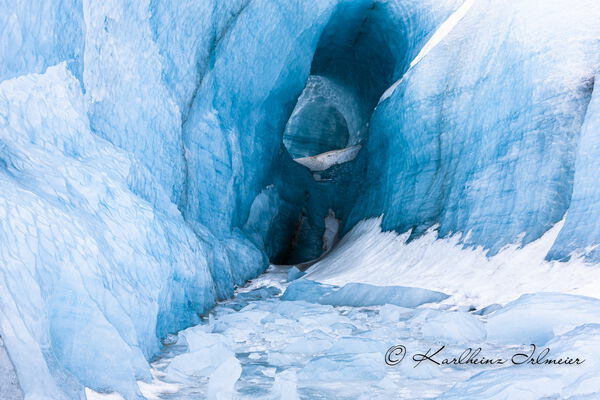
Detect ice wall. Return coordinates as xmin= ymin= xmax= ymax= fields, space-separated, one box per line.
xmin=349 ymin=0 xmax=600 ymax=257
xmin=549 ymin=75 xmax=600 ymax=261
xmin=4 ymin=0 xmax=600 ymax=398
xmin=0 ymin=0 xmax=462 ymax=398
xmin=283 ymin=76 xmax=353 ymax=159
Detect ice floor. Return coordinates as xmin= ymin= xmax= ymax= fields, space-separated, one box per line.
xmin=110 ymin=263 xmax=600 ymax=400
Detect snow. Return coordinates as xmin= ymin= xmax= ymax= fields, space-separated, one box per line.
xmin=294 ymin=145 xmax=362 ymax=172
xmin=409 ymin=0 xmax=476 ymax=69
xmin=306 ymin=217 xmax=600 ymax=308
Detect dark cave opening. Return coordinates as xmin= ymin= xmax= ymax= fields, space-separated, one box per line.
xmin=282 ymin=2 xmax=398 ymax=162
xmin=273 ymin=2 xmax=402 ymax=265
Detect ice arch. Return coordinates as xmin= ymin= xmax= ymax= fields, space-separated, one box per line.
xmin=273 ymin=0 xmax=462 ymax=263
xmin=282 ymin=0 xmax=424 ymax=160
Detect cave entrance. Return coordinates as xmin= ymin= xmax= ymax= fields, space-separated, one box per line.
xmin=275 ymin=2 xmax=401 ymax=265
xmin=283 ymin=1 xmax=398 ymax=168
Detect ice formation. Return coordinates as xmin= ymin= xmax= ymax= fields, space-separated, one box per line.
xmin=138 ymin=266 xmax=600 ymax=399
xmin=1 ymin=0 xmax=600 ymax=399
xmin=350 ymin=0 xmax=600 ymax=258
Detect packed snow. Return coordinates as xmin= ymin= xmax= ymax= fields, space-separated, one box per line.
xmin=293 ymin=145 xmax=362 ymax=172
xmin=306 ymin=218 xmax=600 ymax=307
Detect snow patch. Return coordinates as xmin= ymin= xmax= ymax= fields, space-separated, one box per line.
xmin=294 ymin=145 xmax=361 ymax=172
xmin=305 ymin=217 xmax=600 ymax=307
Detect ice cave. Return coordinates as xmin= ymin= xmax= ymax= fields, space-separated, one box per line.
xmin=1 ymin=0 xmax=600 ymax=399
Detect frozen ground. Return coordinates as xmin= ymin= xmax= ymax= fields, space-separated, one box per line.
xmin=85 ymin=252 xmax=600 ymax=400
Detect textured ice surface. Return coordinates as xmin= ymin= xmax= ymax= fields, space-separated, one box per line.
xmin=349 ymin=0 xmax=600 ymax=259
xmin=286 ymin=267 xmax=305 ymax=282
xmin=420 ymin=311 xmax=486 ymax=342
xmin=0 ymin=335 xmax=23 ymax=400
xmin=549 ymin=72 xmax=600 ymax=261
xmin=2 ymin=0 xmax=600 ymax=398
xmin=486 ymin=293 xmax=600 ymax=345
xmin=0 ymin=63 xmax=217 ymax=399
xmin=437 ymin=324 xmax=600 ymax=400
xmin=318 ymin=283 xmax=449 ymax=308
xmin=280 ymin=279 xmax=337 ymax=302
xmin=281 ymin=280 xmax=448 ymax=308
xmin=283 ymin=76 xmax=353 ymax=158
xmin=140 ymin=266 xmax=600 ymax=399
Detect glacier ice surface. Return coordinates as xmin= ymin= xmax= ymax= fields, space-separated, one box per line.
xmin=2 ymin=0 xmax=600 ymax=398
xmin=138 ymin=265 xmax=600 ymax=399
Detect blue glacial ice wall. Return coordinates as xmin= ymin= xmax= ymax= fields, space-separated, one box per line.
xmin=4 ymin=0 xmax=600 ymax=398
xmin=548 ymin=74 xmax=600 ymax=261
xmin=349 ymin=0 xmax=600 ymax=258
xmin=0 ymin=0 xmax=462 ymax=398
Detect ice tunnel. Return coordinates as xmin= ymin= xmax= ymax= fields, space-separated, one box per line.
xmin=282 ymin=2 xmax=400 ymax=160
xmin=273 ymin=0 xmax=422 ymax=264
xmin=283 ymin=2 xmax=407 ymax=159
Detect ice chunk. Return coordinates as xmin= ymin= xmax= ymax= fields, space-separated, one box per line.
xmin=236 ymin=287 xmax=281 ymax=302
xmin=378 ymin=304 xmax=415 ymax=322
xmin=179 ymin=329 xmax=232 ymax=353
xmin=281 ymin=280 xmax=337 ymax=302
xmin=283 ymin=338 xmax=333 ymax=354
xmin=421 ymin=312 xmax=486 ymax=343
xmin=286 ymin=267 xmax=306 ymax=282
xmin=271 ymin=369 xmax=300 ymax=400
xmin=325 ymin=338 xmax=386 ymax=355
xmin=282 ymin=280 xmax=447 ymax=308
xmin=472 ymin=304 xmax=502 ymax=316
xmin=487 ymin=293 xmax=600 ymax=345
xmin=319 ymin=283 xmax=449 ymax=308
xmin=207 ymin=356 xmax=242 ymax=400
xmin=437 ymin=324 xmax=600 ymax=399
xmin=298 ymin=353 xmax=385 ymax=382
xmin=166 ymin=341 xmax=234 ymax=378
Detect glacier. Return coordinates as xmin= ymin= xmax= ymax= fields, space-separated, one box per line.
xmin=1 ymin=0 xmax=600 ymax=399
xmin=350 ymin=0 xmax=600 ymax=257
